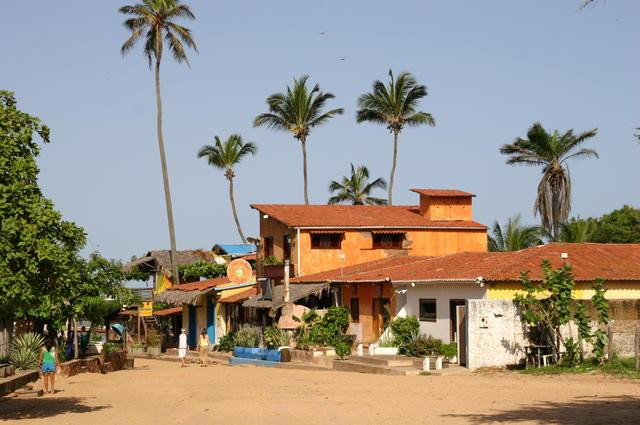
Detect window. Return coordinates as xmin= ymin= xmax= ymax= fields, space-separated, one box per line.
xmin=350 ymin=298 xmax=360 ymax=323
xmin=372 ymin=233 xmax=405 ymax=249
xmin=263 ymin=237 xmax=273 ymax=258
xmin=419 ymin=299 xmax=437 ymax=322
xmin=311 ymin=233 xmax=342 ymax=249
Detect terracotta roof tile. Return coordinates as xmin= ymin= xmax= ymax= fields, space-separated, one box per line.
xmin=171 ymin=276 xmax=231 ymax=292
xmin=251 ymin=204 xmax=486 ymax=229
xmin=293 ymin=243 xmax=640 ymax=283
xmin=153 ymin=307 xmax=182 ymax=316
xmin=410 ymin=189 xmax=475 ymax=197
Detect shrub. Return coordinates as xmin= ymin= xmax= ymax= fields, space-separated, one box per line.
xmin=9 ymin=332 xmax=45 ymax=370
xmin=378 ymin=330 xmax=395 ymax=348
xmin=263 ymin=326 xmax=290 ymax=349
xmin=309 ymin=306 xmax=350 ymax=347
xmin=103 ymin=342 xmax=122 ymax=355
xmin=235 ymin=326 xmax=261 ymax=348
xmin=390 ymin=316 xmax=420 ymax=347
xmin=400 ymin=334 xmax=442 ymax=357
xmin=440 ymin=342 xmax=457 ymax=359
xmin=334 ymin=340 xmax=351 ymax=359
xmin=217 ymin=332 xmax=236 ymax=352
xmin=145 ymin=329 xmax=161 ymax=348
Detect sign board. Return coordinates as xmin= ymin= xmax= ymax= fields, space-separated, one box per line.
xmin=227 ymin=259 xmax=253 ymax=284
xmin=139 ymin=301 xmax=153 ymax=317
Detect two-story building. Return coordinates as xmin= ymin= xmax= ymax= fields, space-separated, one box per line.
xmin=249 ymin=188 xmax=488 ymax=343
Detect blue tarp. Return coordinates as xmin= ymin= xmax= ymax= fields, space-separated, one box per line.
xmin=213 ymin=244 xmax=255 ymax=256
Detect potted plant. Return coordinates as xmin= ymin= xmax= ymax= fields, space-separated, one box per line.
xmin=89 ymin=333 xmax=104 ymax=354
xmin=130 ymin=342 xmax=145 ymax=356
xmin=146 ymin=329 xmax=162 ymax=356
xmin=233 ymin=326 xmax=263 ymax=359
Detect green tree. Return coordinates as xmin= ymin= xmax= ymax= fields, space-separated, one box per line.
xmin=590 ymin=278 xmax=609 ymax=364
xmin=253 ymin=76 xmax=344 ymax=204
xmin=356 ymin=70 xmax=435 ymax=205
xmin=0 ymin=91 xmax=86 ymax=324
xmin=591 ymin=206 xmax=640 ymax=243
xmin=500 ymin=122 xmax=598 ymax=240
xmin=557 ymin=216 xmax=598 ymax=243
xmin=119 ymin=0 xmax=198 ymax=284
xmin=488 ymin=214 xmax=542 ymax=252
xmin=197 ymin=135 xmax=257 ymax=243
xmin=328 ymin=164 xmax=387 ymax=205
xmin=178 ymin=260 xmax=226 ymax=282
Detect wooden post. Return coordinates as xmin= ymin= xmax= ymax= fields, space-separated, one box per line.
xmin=137 ymin=313 xmax=141 ymax=344
xmin=73 ymin=318 xmax=79 ymax=359
xmin=635 ymin=324 xmax=640 ymax=370
xmin=284 ymin=260 xmax=290 ymax=303
xmin=607 ymin=323 xmax=614 ymax=362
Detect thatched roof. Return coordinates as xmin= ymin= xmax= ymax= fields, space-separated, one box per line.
xmin=242 ymin=282 xmax=329 ymax=310
xmin=124 ymin=249 xmax=218 ymax=277
xmin=155 ymin=277 xmax=256 ymax=306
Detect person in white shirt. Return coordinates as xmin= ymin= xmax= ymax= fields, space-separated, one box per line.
xmin=178 ymin=328 xmax=188 ymax=367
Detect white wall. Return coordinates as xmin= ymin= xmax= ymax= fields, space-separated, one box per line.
xmin=398 ymin=283 xmax=487 ymax=343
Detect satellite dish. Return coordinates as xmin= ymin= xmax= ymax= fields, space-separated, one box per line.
xmin=226 ymin=258 xmax=253 ymax=284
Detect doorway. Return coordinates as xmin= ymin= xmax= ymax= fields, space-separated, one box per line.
xmin=449 ymin=299 xmax=466 ymax=342
xmin=454 ymin=303 xmax=467 ymax=367
xmin=372 ymin=297 xmax=391 ymax=342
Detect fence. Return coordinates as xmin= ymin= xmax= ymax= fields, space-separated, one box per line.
xmin=0 ymin=320 xmax=12 ymax=359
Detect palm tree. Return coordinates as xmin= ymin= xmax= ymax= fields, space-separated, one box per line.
xmin=119 ymin=0 xmax=197 ymax=284
xmin=197 ymin=135 xmax=257 ymax=243
xmin=557 ymin=217 xmax=598 ymax=243
xmin=253 ymin=76 xmax=344 ymax=204
xmin=499 ymin=122 xmax=598 ymax=240
xmin=328 ymin=164 xmax=387 ymax=205
xmin=356 ymin=70 xmax=435 ymax=205
xmin=488 ymin=215 xmax=542 ymax=252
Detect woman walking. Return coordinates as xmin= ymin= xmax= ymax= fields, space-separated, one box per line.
xmin=38 ymin=340 xmax=57 ymax=395
xmin=196 ymin=328 xmax=210 ymax=367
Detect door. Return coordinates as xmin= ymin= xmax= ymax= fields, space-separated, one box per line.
xmin=207 ymin=296 xmax=215 ymax=345
xmin=188 ymin=305 xmax=197 ymax=348
xmin=450 ymin=299 xmax=466 ymax=342
xmin=372 ymin=298 xmax=390 ymax=342
xmin=456 ymin=305 xmax=467 ymax=367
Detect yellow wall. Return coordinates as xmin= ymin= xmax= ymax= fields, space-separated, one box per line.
xmin=488 ymin=280 xmax=640 ymax=300
xmin=420 ymin=196 xmax=473 ymax=221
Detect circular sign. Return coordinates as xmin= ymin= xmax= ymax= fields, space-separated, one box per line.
xmin=226 ymin=259 xmax=253 ymax=284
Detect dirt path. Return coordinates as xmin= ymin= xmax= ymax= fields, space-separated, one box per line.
xmin=1 ymin=359 xmax=639 ymax=424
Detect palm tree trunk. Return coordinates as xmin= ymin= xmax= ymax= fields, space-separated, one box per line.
xmin=228 ymin=176 xmax=247 ymax=243
xmin=154 ymin=58 xmax=180 ymax=285
xmin=301 ymin=138 xmax=309 ymax=205
xmin=388 ymin=130 xmax=399 ymax=205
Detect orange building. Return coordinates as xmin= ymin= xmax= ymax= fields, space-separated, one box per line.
xmin=251 ymin=189 xmax=488 ymax=343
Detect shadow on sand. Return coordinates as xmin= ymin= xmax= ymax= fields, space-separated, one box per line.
xmin=444 ymin=396 xmax=640 ymax=425
xmin=0 ymin=396 xmax=109 ymax=420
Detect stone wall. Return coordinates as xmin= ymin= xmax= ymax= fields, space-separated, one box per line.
xmin=466 ymin=299 xmax=640 ymax=370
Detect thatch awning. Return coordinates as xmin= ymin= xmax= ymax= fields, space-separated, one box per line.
xmin=155 ymin=279 xmax=256 ymax=306
xmin=242 ymin=282 xmax=330 ymax=310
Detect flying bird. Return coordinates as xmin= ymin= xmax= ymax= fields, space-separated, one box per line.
xmin=339 ymin=56 xmax=347 ymax=61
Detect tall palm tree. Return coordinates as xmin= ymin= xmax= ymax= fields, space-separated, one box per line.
xmin=328 ymin=164 xmax=387 ymax=205
xmin=499 ymin=122 xmax=598 ymax=240
xmin=488 ymin=215 xmax=542 ymax=252
xmin=356 ymin=70 xmax=435 ymax=205
xmin=557 ymin=217 xmax=598 ymax=243
xmin=197 ymin=135 xmax=257 ymax=243
xmin=253 ymin=76 xmax=344 ymax=204
xmin=120 ymin=0 xmax=197 ymax=284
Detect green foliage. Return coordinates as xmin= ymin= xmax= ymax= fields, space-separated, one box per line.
xmin=293 ymin=309 xmax=321 ymax=347
xmin=400 ymin=333 xmax=442 ymax=357
xmin=591 ymin=278 xmax=609 ymax=364
xmin=103 ymin=342 xmax=122 ymax=355
xmin=179 ymin=261 xmax=226 ymax=282
xmin=262 ymin=256 xmax=284 ymax=266
xmin=591 ymin=206 xmax=640 ymax=243
xmin=308 ymin=306 xmax=350 ymax=347
xmin=558 ymin=217 xmax=599 ymax=243
xmin=217 ymin=332 xmax=236 ymax=352
xmin=263 ymin=326 xmax=290 ymax=349
xmin=522 ymin=356 xmax=640 ymax=379
xmin=389 ymin=316 xmax=420 ymax=348
xmin=574 ymin=302 xmax=591 ymax=361
xmin=145 ymin=329 xmax=162 ymax=348
xmin=377 ymin=331 xmax=395 ymax=348
xmin=124 ymin=262 xmax=152 ymax=282
xmin=488 ymin=214 xmax=542 ymax=252
xmin=9 ymin=332 xmax=45 ymax=370
xmin=334 ymin=340 xmax=351 ymax=359
xmin=235 ymin=326 xmax=261 ymax=348
xmin=440 ymin=342 xmax=458 ymax=359
xmin=560 ymin=337 xmax=581 ymax=367
xmin=328 ymin=164 xmax=387 ymax=205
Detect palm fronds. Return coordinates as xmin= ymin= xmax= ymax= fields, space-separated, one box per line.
xmin=328 ymin=164 xmax=387 ymax=205
xmin=488 ymin=214 xmax=542 ymax=252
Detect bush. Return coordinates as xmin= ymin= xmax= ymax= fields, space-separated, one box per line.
xmin=334 ymin=341 xmax=351 ymax=359
xmin=217 ymin=332 xmax=236 ymax=352
xmin=440 ymin=342 xmax=457 ymax=359
xmin=103 ymin=342 xmax=122 ymax=355
xmin=145 ymin=329 xmax=161 ymax=348
xmin=263 ymin=326 xmax=290 ymax=349
xmin=400 ymin=334 xmax=442 ymax=357
xmin=262 ymin=256 xmax=284 ymax=266
xmin=235 ymin=326 xmax=261 ymax=348
xmin=378 ymin=330 xmax=395 ymax=348
xmin=9 ymin=332 xmax=45 ymax=370
xmin=390 ymin=316 xmax=420 ymax=347
xmin=309 ymin=306 xmax=350 ymax=347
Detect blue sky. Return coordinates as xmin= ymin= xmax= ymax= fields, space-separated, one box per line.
xmin=2 ymin=1 xmax=638 ymax=262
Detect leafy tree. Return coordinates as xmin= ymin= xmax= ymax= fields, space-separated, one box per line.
xmin=591 ymin=206 xmax=640 ymax=243
xmin=254 ymin=76 xmax=344 ymax=204
xmin=591 ymin=278 xmax=609 ymax=364
xmin=178 ymin=260 xmax=226 ymax=282
xmin=356 ymin=70 xmax=435 ymax=205
xmin=120 ymin=0 xmax=198 ymax=284
xmin=197 ymin=135 xmax=257 ymax=243
xmin=500 ymin=122 xmax=598 ymax=240
xmin=328 ymin=164 xmax=387 ymax=205
xmin=557 ymin=216 xmax=599 ymax=243
xmin=573 ymin=303 xmax=591 ymax=363
xmin=488 ymin=214 xmax=542 ymax=252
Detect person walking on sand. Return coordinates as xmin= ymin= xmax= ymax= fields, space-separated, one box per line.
xmin=196 ymin=328 xmax=210 ymax=367
xmin=38 ymin=340 xmax=57 ymax=395
xmin=178 ymin=328 xmax=188 ymax=367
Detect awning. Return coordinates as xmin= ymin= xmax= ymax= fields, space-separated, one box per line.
xmin=218 ymin=287 xmax=258 ymax=304
xmin=242 ymin=282 xmax=330 ymax=310
xmin=153 ymin=307 xmax=183 ymax=316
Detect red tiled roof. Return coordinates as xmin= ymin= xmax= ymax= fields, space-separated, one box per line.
xmin=171 ymin=276 xmax=231 ymax=292
xmin=410 ymin=189 xmax=475 ymax=197
xmin=250 ymin=204 xmax=486 ymax=229
xmin=218 ymin=287 xmax=258 ymax=304
xmin=153 ymin=307 xmax=182 ymax=316
xmin=293 ymin=243 xmax=640 ymax=283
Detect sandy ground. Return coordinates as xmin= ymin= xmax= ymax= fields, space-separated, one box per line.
xmin=1 ymin=359 xmax=639 ymax=425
